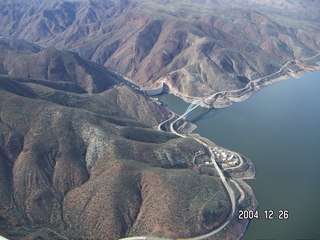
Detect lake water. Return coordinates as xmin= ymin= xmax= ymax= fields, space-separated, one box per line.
xmin=158 ymin=71 xmax=320 ymax=240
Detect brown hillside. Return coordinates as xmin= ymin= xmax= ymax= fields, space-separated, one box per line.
xmin=0 ymin=75 xmax=231 ymax=239
xmin=1 ymin=0 xmax=319 ymax=98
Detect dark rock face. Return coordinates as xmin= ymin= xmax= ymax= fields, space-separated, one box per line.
xmin=0 ymin=0 xmax=319 ymax=98
xmin=0 ymin=43 xmax=230 ymax=239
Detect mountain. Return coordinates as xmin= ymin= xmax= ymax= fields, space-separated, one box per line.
xmin=0 ymin=0 xmax=318 ymax=238
xmin=0 ymin=40 xmax=236 ymax=239
xmin=0 ymin=0 xmax=319 ymax=102
xmin=0 ymin=38 xmax=123 ymax=93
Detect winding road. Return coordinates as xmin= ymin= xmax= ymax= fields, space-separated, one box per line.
xmin=162 ymin=52 xmax=320 ymax=107
xmin=119 ymin=140 xmax=238 ymax=240
xmin=157 ymin=112 xmax=175 ymax=131
xmin=120 ymin=53 xmax=320 ymax=240
xmin=120 ymin=106 xmax=238 ymax=240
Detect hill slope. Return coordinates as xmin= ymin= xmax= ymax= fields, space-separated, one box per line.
xmin=0 ymin=40 xmax=237 ymax=239
xmin=1 ymin=0 xmax=319 ymax=101
xmin=0 ymin=73 xmax=233 ymax=239
xmin=0 ymin=38 xmax=125 ymax=93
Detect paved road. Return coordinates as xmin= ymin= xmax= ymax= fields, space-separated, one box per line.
xmin=222 ymin=151 xmax=244 ymax=171
xmin=119 ymin=143 xmax=237 ymax=240
xmin=202 ymin=52 xmax=320 ymax=105
xmin=157 ymin=112 xmax=175 ymax=131
xmin=121 ymin=54 xmax=320 ymax=240
xmin=162 ymin=52 xmax=320 ymax=105
xmin=121 ymin=118 xmax=238 ymax=240
xmin=169 ymin=103 xmax=201 ymax=137
xmin=187 ymin=142 xmax=237 ymax=240
xmin=230 ymin=179 xmax=245 ymax=204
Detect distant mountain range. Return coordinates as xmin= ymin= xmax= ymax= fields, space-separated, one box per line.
xmin=1 ymin=0 xmax=319 ymax=100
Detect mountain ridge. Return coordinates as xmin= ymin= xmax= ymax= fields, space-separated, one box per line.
xmin=1 ymin=0 xmax=319 ymax=101
xmin=0 ymin=61 xmax=234 ymax=239
xmin=0 ymin=38 xmax=123 ymax=93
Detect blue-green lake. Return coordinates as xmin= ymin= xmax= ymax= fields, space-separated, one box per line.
xmin=158 ymin=70 xmax=320 ymax=240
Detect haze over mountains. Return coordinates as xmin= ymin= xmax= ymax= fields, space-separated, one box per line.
xmin=1 ymin=0 xmax=319 ymax=99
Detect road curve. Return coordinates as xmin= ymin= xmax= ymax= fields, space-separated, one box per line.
xmin=169 ymin=104 xmax=201 ymax=137
xmin=119 ymin=54 xmax=320 ymax=240
xmin=121 ymin=111 xmax=238 ymax=240
xmin=158 ymin=112 xmax=175 ymax=131
xmin=204 ymin=52 xmax=320 ymax=105
xmin=162 ymin=52 xmax=320 ymax=106
xmin=119 ymin=142 xmax=238 ymax=240
xmin=230 ymin=179 xmax=245 ymax=204
xmin=222 ymin=152 xmax=244 ymax=171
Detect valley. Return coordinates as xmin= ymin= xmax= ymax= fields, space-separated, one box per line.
xmin=0 ymin=0 xmax=320 ymax=239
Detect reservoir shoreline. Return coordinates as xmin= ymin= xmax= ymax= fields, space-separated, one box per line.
xmin=159 ymin=53 xmax=320 ymax=108
xmin=154 ymin=52 xmax=320 ymax=238
xmin=156 ymin=110 xmax=258 ymax=240
xmin=160 ymin=69 xmax=319 ymax=240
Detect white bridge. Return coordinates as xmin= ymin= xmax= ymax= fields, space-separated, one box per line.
xmin=180 ymin=95 xmax=212 ymax=119
xmin=184 ymin=99 xmax=204 ymax=115
xmin=169 ymin=97 xmax=212 ymax=137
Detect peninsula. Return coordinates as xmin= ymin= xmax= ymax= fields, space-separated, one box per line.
xmin=0 ymin=0 xmax=320 ymax=239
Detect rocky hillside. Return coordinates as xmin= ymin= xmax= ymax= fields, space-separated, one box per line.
xmin=0 ymin=41 xmax=233 ymax=239
xmin=0 ymin=0 xmax=319 ymax=100
xmin=0 ymin=38 xmax=123 ymax=93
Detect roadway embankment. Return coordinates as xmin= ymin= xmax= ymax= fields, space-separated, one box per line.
xmin=161 ymin=53 xmax=320 ymax=109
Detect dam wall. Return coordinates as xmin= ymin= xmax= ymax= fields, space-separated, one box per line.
xmin=144 ymin=82 xmax=164 ymax=96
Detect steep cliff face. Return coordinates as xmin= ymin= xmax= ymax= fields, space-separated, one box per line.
xmin=1 ymin=0 xmax=319 ymax=99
